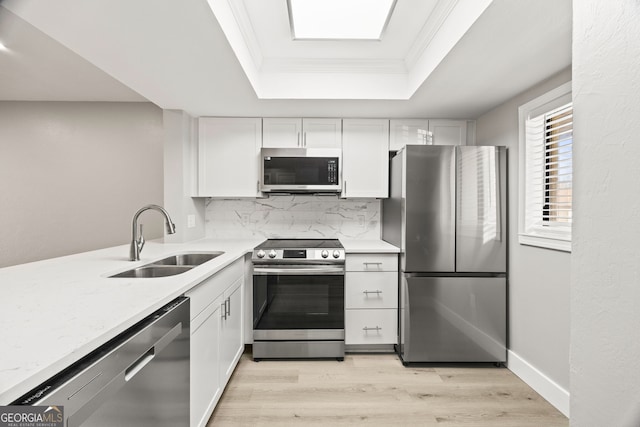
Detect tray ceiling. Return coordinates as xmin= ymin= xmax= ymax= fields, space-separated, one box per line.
xmin=0 ymin=0 xmax=571 ymax=118
xmin=208 ymin=0 xmax=492 ymax=99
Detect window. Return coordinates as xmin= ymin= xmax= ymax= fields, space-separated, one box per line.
xmin=287 ymin=0 xmax=396 ymax=40
xmin=518 ymin=82 xmax=573 ymax=251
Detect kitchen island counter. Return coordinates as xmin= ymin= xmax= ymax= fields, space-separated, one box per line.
xmin=0 ymin=237 xmax=263 ymax=405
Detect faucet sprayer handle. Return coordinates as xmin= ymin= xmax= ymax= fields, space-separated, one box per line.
xmin=166 ymin=221 xmax=177 ymax=234
xmin=138 ymin=224 xmax=145 ymax=251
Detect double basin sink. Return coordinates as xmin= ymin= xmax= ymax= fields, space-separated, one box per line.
xmin=109 ymin=252 xmax=224 ymax=278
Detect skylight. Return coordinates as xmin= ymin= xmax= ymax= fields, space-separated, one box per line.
xmin=288 ymin=0 xmax=396 ymax=40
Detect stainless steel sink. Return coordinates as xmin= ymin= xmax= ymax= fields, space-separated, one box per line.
xmin=110 ymin=265 xmax=194 ymax=278
xmin=108 ymin=251 xmax=225 ymax=278
xmin=151 ymin=252 xmax=224 ymax=267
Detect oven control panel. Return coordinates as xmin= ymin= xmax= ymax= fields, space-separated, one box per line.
xmin=253 ymin=248 xmax=345 ymax=262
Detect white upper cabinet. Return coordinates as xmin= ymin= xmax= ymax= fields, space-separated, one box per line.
xmin=389 ymin=119 xmax=430 ymax=151
xmin=198 ymin=117 xmax=262 ymax=197
xmin=428 ymin=119 xmax=468 ymax=146
xmin=342 ymin=119 xmax=389 ymax=198
xmin=263 ymin=118 xmax=341 ymax=148
xmin=262 ymin=118 xmax=302 ymax=148
xmin=302 ymin=118 xmax=342 ymax=148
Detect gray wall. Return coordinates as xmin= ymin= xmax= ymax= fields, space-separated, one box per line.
xmin=0 ymin=102 xmax=164 ymax=267
xmin=571 ymin=2 xmax=640 ymax=426
xmin=475 ymin=68 xmax=572 ymax=393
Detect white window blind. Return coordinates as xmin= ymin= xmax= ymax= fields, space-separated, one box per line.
xmin=519 ymin=82 xmax=573 ymax=251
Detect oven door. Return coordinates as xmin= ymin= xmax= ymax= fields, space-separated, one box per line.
xmin=253 ymin=265 xmax=344 ymax=340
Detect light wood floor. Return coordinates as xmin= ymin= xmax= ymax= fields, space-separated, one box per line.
xmin=208 ymin=352 xmax=568 ymax=426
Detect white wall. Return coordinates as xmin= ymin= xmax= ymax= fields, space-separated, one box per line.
xmin=571 ymin=2 xmax=640 ymax=426
xmin=475 ymin=68 xmax=572 ymax=415
xmin=0 ymin=102 xmax=164 ymax=267
xmin=163 ymin=110 xmax=206 ymax=243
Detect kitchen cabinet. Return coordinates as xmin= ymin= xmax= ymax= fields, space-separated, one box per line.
xmin=189 ymin=295 xmax=222 ymax=427
xmin=389 ymin=119 xmax=430 ymax=151
xmin=428 ymin=119 xmax=468 ymax=146
xmin=219 ymin=276 xmax=243 ymax=385
xmin=198 ymin=117 xmax=262 ymax=197
xmin=342 ymin=119 xmax=389 ymax=198
xmin=262 ymin=118 xmax=342 ymax=148
xmin=185 ymin=258 xmax=244 ymax=427
xmin=345 ymin=253 xmax=398 ymax=346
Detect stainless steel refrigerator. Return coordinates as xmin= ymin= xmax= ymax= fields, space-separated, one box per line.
xmin=383 ymin=145 xmax=507 ymax=363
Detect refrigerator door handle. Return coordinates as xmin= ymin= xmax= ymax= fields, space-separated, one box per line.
xmin=494 ymin=148 xmax=502 ymax=242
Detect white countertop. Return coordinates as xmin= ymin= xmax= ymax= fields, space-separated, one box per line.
xmin=339 ymin=239 xmax=400 ymax=253
xmin=0 ymin=236 xmax=398 ymax=404
xmin=0 ymin=237 xmax=263 ymax=405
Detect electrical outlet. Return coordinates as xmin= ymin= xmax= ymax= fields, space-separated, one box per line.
xmin=187 ymin=214 xmax=196 ymax=228
xmin=357 ymin=214 xmax=366 ymax=227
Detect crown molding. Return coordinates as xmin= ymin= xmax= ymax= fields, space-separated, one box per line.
xmin=404 ymin=0 xmax=459 ymax=69
xmin=260 ymin=57 xmax=407 ymax=74
xmin=226 ymin=0 xmax=263 ymax=70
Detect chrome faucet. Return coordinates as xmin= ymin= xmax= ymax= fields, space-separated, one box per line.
xmin=130 ymin=204 xmax=177 ymax=261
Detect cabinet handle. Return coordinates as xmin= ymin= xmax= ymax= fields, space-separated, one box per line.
xmin=363 ymin=262 xmax=383 ymax=270
xmin=257 ymin=181 xmax=260 ymax=193
xmin=226 ymin=297 xmax=231 ymax=317
xmin=363 ymin=326 xmax=382 ymax=332
xmin=221 ymin=301 xmax=227 ymax=320
xmin=363 ymin=290 xmax=382 ymax=296
xmin=343 ymin=181 xmax=347 ymax=197
xmin=297 ymin=132 xmax=301 ymax=147
xmin=304 ymin=132 xmax=307 ymax=147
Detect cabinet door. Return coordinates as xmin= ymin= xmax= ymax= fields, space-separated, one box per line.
xmin=302 ymin=118 xmax=342 ymax=148
xmin=342 ymin=119 xmax=389 ymax=198
xmin=219 ymin=277 xmax=243 ymax=386
xmin=345 ymin=272 xmax=398 ymax=309
xmin=389 ymin=119 xmax=430 ymax=151
xmin=190 ymin=299 xmax=222 ymax=427
xmin=199 ymin=118 xmax=262 ymax=197
xmin=263 ymin=118 xmax=302 ymax=148
xmin=428 ymin=119 xmax=467 ymax=146
xmin=345 ymin=309 xmax=398 ymax=345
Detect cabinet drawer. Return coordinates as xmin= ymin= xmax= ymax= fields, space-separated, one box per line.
xmin=186 ymin=258 xmax=244 ymax=320
xmin=345 ymin=309 xmax=398 ymax=345
xmin=346 ymin=253 xmax=398 ymax=272
xmin=345 ymin=272 xmax=398 ymax=309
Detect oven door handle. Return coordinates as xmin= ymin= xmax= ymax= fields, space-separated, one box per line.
xmin=253 ymin=267 xmax=345 ymax=276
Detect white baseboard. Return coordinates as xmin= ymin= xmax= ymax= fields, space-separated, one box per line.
xmin=507 ymin=350 xmax=570 ymax=417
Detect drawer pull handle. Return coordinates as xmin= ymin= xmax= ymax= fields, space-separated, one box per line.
xmin=363 ymin=290 xmax=382 ymax=296
xmin=363 ymin=262 xmax=383 ymax=270
xmin=363 ymin=326 xmax=382 ymax=332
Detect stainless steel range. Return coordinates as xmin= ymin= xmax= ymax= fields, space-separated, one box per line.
xmin=252 ymin=239 xmax=345 ymax=360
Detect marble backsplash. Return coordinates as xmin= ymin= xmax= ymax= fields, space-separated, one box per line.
xmin=204 ymin=195 xmax=381 ymax=239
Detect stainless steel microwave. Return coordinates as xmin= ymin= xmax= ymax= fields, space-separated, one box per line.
xmin=261 ymin=148 xmax=342 ymax=193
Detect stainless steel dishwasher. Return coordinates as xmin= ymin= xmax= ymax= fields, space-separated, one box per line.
xmin=12 ymin=296 xmax=190 ymax=427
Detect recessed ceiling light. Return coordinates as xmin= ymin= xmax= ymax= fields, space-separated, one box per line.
xmin=288 ymin=0 xmax=396 ymax=40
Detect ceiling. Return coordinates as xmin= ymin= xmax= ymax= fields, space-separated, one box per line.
xmin=0 ymin=0 xmax=571 ymax=119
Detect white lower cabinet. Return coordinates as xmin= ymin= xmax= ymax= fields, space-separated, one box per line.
xmin=190 ymin=297 xmax=222 ymax=427
xmin=186 ymin=259 xmax=244 ymax=427
xmin=344 ymin=253 xmax=398 ymax=346
xmin=219 ymin=277 xmax=243 ymax=385
xmin=345 ymin=309 xmax=398 ymax=345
